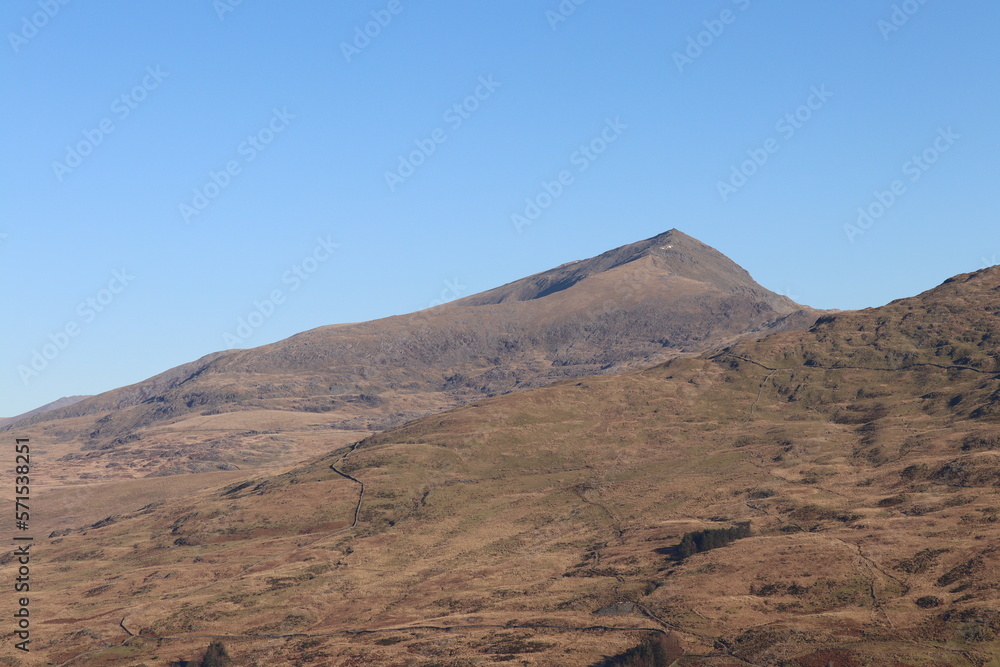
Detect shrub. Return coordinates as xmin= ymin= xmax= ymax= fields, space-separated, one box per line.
xmin=201 ymin=641 xmax=232 ymax=667
xmin=676 ymin=522 xmax=751 ymax=559
xmin=591 ymin=634 xmax=677 ymax=667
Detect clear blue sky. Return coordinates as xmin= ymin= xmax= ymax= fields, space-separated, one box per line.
xmin=3 ymin=1 xmax=999 ymax=416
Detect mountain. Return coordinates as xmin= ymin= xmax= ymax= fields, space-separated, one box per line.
xmin=0 ymin=394 xmax=90 ymax=428
xmin=6 ymin=230 xmax=822 ymax=483
xmin=21 ymin=266 xmax=1000 ymax=665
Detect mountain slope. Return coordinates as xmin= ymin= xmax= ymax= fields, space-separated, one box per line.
xmin=6 ymin=229 xmax=822 ymax=482
xmin=0 ymin=394 xmax=90 ymax=428
xmin=23 ymin=266 xmax=1000 ymax=665
xmin=455 ymin=229 xmax=799 ymax=306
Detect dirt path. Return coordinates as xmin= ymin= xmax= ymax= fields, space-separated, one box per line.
xmin=328 ymin=461 xmax=364 ymax=528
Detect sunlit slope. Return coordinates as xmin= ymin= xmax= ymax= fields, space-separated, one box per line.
xmin=6 ymin=229 xmax=820 ymax=484
xmin=18 ymin=268 xmax=1000 ymax=665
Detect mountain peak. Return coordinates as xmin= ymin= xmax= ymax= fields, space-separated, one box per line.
xmin=456 ymin=229 xmax=780 ymax=307
xmin=623 ymin=229 xmax=696 ymax=259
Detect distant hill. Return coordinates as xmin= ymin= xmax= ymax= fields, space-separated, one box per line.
xmin=5 ymin=229 xmax=823 ymax=479
xmin=0 ymin=394 xmax=90 ymax=428
xmin=27 ymin=265 xmax=1000 ymax=665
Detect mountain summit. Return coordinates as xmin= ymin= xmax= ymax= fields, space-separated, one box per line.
xmin=8 ymin=230 xmax=823 ymax=481
xmin=459 ymin=229 xmax=796 ymax=306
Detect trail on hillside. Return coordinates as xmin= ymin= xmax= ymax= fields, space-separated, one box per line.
xmin=56 ymin=354 xmax=999 ymax=665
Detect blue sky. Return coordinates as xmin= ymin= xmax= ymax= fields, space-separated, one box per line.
xmin=2 ymin=1 xmax=999 ymax=416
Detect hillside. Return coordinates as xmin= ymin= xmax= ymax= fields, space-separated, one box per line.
xmin=18 ymin=266 xmax=1000 ymax=665
xmin=5 ymin=229 xmax=821 ymax=484
xmin=0 ymin=394 xmax=90 ymax=428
